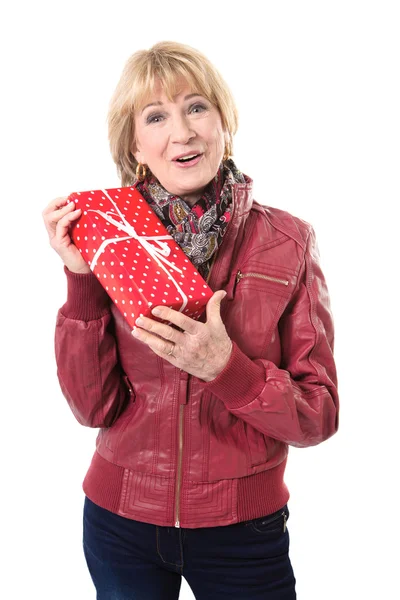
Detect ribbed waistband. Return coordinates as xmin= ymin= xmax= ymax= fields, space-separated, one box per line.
xmin=83 ymin=451 xmax=289 ymax=528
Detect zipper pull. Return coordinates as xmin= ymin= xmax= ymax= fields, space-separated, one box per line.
xmin=236 ymin=270 xmax=243 ymax=284
xmin=283 ymin=512 xmax=287 ymax=533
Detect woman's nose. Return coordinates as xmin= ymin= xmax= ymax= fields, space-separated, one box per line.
xmin=170 ymin=115 xmax=195 ymax=144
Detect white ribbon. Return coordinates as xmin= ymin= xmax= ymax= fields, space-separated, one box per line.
xmin=85 ymin=189 xmax=188 ymax=312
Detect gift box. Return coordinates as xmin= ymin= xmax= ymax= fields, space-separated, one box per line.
xmin=68 ymin=185 xmax=214 ymax=329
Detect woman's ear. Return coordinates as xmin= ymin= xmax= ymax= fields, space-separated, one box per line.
xmin=131 ymin=139 xmax=145 ymax=165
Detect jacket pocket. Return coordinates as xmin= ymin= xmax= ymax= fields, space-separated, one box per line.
xmin=243 ymin=421 xmax=274 ymax=467
xmin=235 ymin=270 xmax=290 ymax=288
xmin=102 ymin=379 xmax=137 ymax=454
xmin=224 ymin=269 xmax=293 ymax=360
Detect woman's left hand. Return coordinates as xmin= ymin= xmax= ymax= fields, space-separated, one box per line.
xmin=131 ymin=290 xmax=232 ymax=381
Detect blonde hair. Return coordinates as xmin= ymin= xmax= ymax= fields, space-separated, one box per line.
xmin=107 ymin=41 xmax=239 ymax=186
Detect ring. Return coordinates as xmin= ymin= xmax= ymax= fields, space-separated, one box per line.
xmin=167 ymin=345 xmax=175 ymax=356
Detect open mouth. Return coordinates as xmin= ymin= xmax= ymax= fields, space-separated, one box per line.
xmin=174 ymin=153 xmax=202 ymax=165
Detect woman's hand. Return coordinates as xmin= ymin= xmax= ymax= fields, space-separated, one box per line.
xmin=132 ymin=290 xmax=232 ymax=381
xmin=42 ymin=197 xmax=91 ymax=274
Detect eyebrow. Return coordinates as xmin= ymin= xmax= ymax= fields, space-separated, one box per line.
xmin=141 ymin=93 xmax=204 ymax=114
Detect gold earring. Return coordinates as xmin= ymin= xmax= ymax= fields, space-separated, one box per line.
xmin=223 ymin=141 xmax=232 ymax=161
xmin=135 ymin=163 xmax=147 ymax=182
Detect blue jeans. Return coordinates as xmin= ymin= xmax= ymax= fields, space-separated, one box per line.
xmin=83 ymin=496 xmax=296 ymax=599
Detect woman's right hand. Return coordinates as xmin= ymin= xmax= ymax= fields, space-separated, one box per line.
xmin=42 ymin=197 xmax=91 ymax=274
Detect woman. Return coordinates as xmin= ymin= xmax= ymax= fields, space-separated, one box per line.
xmin=43 ymin=41 xmax=339 ymax=600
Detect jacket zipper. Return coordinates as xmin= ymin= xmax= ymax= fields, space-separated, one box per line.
xmin=174 ymin=254 xmax=218 ymax=528
xmin=175 ymin=371 xmax=189 ymax=528
xmin=235 ymin=270 xmax=289 ymax=286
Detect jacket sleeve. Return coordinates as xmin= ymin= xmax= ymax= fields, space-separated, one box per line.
xmin=54 ymin=266 xmax=131 ymax=428
xmin=204 ymin=226 xmax=339 ymax=448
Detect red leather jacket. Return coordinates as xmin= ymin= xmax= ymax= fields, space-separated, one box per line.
xmin=55 ymin=176 xmax=339 ymax=528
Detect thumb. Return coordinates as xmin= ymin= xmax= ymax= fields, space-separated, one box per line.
xmin=206 ymin=290 xmax=227 ymax=323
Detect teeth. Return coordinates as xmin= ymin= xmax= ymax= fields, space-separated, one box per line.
xmin=177 ymin=154 xmax=198 ymax=162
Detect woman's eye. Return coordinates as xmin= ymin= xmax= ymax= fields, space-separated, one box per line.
xmin=146 ymin=113 xmax=164 ymax=124
xmin=190 ymin=103 xmax=207 ymax=114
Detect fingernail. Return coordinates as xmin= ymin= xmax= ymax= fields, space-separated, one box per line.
xmin=152 ymin=307 xmax=161 ymax=316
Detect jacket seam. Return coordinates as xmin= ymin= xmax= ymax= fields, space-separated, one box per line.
xmin=244 ymin=234 xmax=292 ymax=261
xmin=94 ymin=321 xmax=105 ymax=426
xmin=151 ymin=356 xmax=165 ymax=475
xmin=254 ymin=203 xmax=311 ymax=252
xmin=303 ymin=229 xmax=322 ymax=379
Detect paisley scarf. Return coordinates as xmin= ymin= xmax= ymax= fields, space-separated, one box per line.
xmin=137 ymin=159 xmax=245 ymax=280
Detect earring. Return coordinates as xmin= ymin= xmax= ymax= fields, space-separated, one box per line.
xmin=135 ymin=163 xmax=147 ymax=182
xmin=223 ymin=141 xmax=232 ymax=161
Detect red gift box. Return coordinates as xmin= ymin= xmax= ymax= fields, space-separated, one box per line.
xmin=68 ymin=185 xmax=214 ymax=329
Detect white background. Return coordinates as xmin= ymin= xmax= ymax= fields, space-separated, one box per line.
xmin=1 ymin=0 xmax=399 ymax=598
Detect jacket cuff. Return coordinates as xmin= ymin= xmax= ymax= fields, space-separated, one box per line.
xmin=60 ymin=265 xmax=111 ymax=321
xmin=203 ymin=342 xmax=266 ymax=409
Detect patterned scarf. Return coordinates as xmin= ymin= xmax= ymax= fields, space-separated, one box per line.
xmin=137 ymin=159 xmax=245 ymax=280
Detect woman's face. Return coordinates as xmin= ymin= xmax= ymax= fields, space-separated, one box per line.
xmin=133 ymin=81 xmax=226 ymax=206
